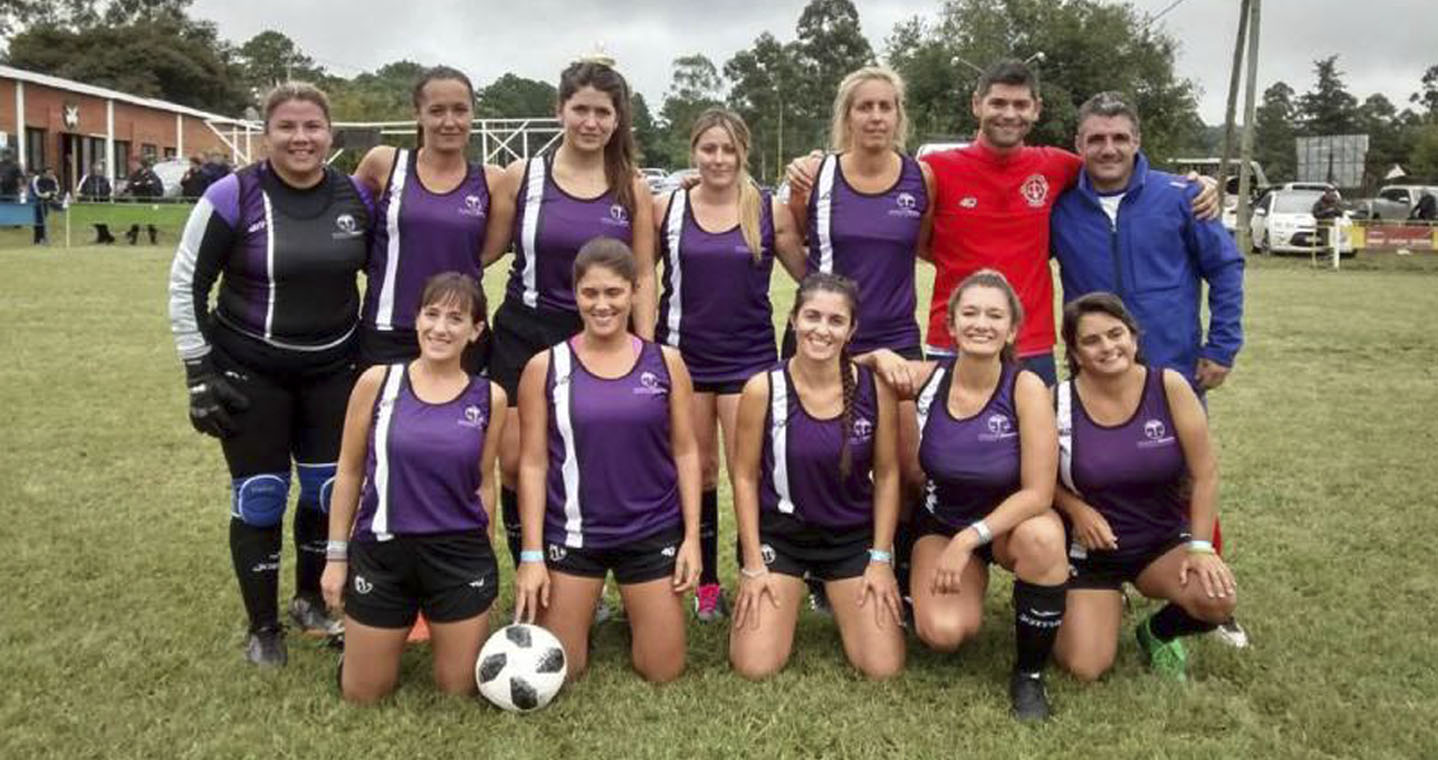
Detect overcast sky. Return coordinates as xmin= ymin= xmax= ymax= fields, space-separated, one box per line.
xmin=191 ymin=0 xmax=1435 ymax=124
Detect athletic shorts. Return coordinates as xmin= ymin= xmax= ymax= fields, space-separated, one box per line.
xmin=488 ymin=297 xmax=582 ymax=405
xmin=692 ymin=377 xmax=750 ymax=395
xmin=747 ymin=511 xmax=872 ymax=582
xmin=359 ymin=324 xmax=490 ymax=376
xmin=344 ymin=531 xmax=499 ymax=629
xmin=910 ymin=508 xmax=995 ymax=565
xmin=780 ymin=322 xmax=923 ymax=362
xmin=545 ymin=524 xmax=683 ymax=585
xmin=1066 ymin=533 xmax=1190 ymax=591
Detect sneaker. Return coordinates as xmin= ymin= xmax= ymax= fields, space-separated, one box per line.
xmin=807 ymin=581 xmax=833 ymax=618
xmin=1213 ymin=618 xmax=1250 ymax=649
xmin=1009 ymin=671 xmax=1052 ymax=722
xmin=245 ymin=626 xmax=288 ymax=667
xmin=289 ymin=596 xmax=344 ymax=638
xmin=1135 ymin=618 xmax=1188 ymax=682
xmin=406 ymin=614 xmax=431 ymax=644
xmin=694 ymin=583 xmax=729 ymax=623
xmin=593 ymin=596 xmax=614 ymax=625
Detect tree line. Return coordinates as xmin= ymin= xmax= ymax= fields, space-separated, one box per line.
xmin=5 ymin=0 xmax=1436 ymax=186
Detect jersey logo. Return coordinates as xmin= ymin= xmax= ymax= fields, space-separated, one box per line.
xmin=960 ymin=196 xmax=978 ymax=209
xmin=247 ymin=219 xmax=268 ymax=234
xmin=889 ymin=192 xmax=921 ymax=218
xmin=603 ymin=203 xmax=631 ymax=227
xmin=547 ymin=544 xmax=567 ymax=562
xmin=1020 ymin=174 xmax=1050 ymax=208
xmin=459 ymin=194 xmax=487 ymax=218
xmin=459 ymin=405 xmax=486 ymax=429
xmin=760 ymin=543 xmax=777 ymax=566
xmin=660 ymin=545 xmax=677 ymax=558
xmin=332 ymin=213 xmax=363 ymax=239
xmin=353 ymin=575 xmax=373 ymax=595
xmin=851 ymin=417 xmax=874 ymax=443
xmin=633 ymin=371 xmax=667 ymax=396
xmin=1138 ymin=418 xmax=1175 ymax=448
xmin=980 ymin=413 xmax=1017 ymax=442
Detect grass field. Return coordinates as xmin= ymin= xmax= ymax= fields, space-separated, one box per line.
xmin=2 ymin=246 xmax=1436 ymax=758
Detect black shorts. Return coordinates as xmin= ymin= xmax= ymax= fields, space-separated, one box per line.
xmin=546 ymin=524 xmax=683 ymax=585
xmin=359 ymin=324 xmax=490 ymax=376
xmin=488 ymin=297 xmax=582 ymax=405
xmin=910 ymin=508 xmax=995 ymax=564
xmin=344 ymin=532 xmax=499 ymax=628
xmin=1066 ymin=533 xmax=1190 ymax=591
xmin=692 ymin=377 xmax=750 ymax=395
xmin=747 ymin=511 xmax=872 ymax=582
xmin=780 ymin=322 xmax=923 ymax=362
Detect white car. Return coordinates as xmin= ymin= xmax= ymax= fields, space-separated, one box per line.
xmin=1250 ymin=187 xmax=1354 ymax=256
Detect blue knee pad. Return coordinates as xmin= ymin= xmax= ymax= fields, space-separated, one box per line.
xmin=231 ymin=473 xmax=291 ymax=527
xmin=297 ymin=462 xmax=337 ymax=513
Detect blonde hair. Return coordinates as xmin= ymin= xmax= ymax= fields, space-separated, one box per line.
xmin=828 ymin=67 xmax=908 ymax=153
xmin=690 ymin=109 xmax=764 ymax=261
xmin=262 ymin=81 xmax=331 ymax=128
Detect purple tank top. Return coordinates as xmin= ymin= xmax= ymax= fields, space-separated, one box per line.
xmin=656 ymin=189 xmax=778 ymax=384
xmin=917 ymin=361 xmax=1022 ymax=527
xmin=544 ymin=338 xmax=680 ymax=549
xmin=363 ymin=150 xmax=490 ymax=331
xmin=355 ymin=364 xmax=492 ymax=540
xmin=760 ymin=363 xmax=879 ymax=530
xmin=1058 ymin=368 xmax=1187 ymax=559
xmin=505 ymin=156 xmax=634 ymax=313
xmin=807 ymin=153 xmax=926 ymax=353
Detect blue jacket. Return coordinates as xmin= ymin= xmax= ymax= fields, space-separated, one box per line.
xmin=1051 ymin=153 xmax=1245 ymax=380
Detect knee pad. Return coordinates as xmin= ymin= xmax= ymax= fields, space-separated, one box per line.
xmin=297 ymin=463 xmax=337 ymax=513
xmin=231 ymin=473 xmax=291 ymax=527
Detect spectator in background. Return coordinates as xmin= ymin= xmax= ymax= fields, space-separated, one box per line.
xmin=123 ymin=157 xmax=163 ymax=244
xmin=1410 ymin=191 xmax=1436 ymax=222
xmin=30 ymin=166 xmax=59 ymax=245
xmin=1311 ymin=187 xmax=1344 ymax=253
xmin=77 ymin=161 xmax=114 ymax=201
xmin=201 ymin=152 xmax=232 ymax=187
xmin=181 ymin=155 xmax=207 ymax=199
xmin=0 ymin=150 xmax=21 ymax=201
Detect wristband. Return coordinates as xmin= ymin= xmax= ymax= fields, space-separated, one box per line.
xmin=1187 ymin=540 xmax=1215 ymax=554
xmin=868 ymin=548 xmax=893 ymax=564
xmin=740 ymin=566 xmax=768 ymax=579
xmin=969 ymin=520 xmax=993 ymax=546
xmin=519 ymin=550 xmax=545 ymax=564
xmin=325 ymin=540 xmax=348 ymax=561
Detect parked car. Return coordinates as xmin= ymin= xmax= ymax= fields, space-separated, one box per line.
xmin=1349 ymin=184 xmax=1438 ymax=221
xmin=657 ymin=168 xmax=698 ymax=195
xmin=1250 ymin=187 xmax=1354 ymax=256
xmin=640 ymin=167 xmax=667 ymax=194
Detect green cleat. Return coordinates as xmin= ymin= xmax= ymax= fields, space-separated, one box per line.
xmin=1136 ymin=618 xmax=1188 ymax=682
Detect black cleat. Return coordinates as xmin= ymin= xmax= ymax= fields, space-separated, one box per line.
xmin=1009 ymin=671 xmax=1052 ymax=722
xmin=289 ymin=596 xmax=344 ymax=637
xmin=245 ymin=626 xmax=288 ymax=668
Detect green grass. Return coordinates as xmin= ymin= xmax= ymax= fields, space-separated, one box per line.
xmin=0 ymin=201 xmax=194 ymax=249
xmin=1 ymin=246 xmax=1436 ymax=758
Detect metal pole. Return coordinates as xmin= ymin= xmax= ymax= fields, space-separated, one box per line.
xmin=1235 ymin=0 xmax=1262 ymax=254
xmin=1217 ymin=0 xmax=1250 ymax=208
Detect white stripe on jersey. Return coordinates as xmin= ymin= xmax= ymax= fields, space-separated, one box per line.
xmin=662 ymin=190 xmax=686 ymax=347
xmin=374 ymin=148 xmax=409 ymax=330
xmin=915 ymin=365 xmax=947 ymax=515
xmin=520 ymin=158 xmax=547 ymax=309
xmin=814 ymin=155 xmax=838 ymax=274
xmin=169 ymin=196 xmax=217 ymax=360
xmin=262 ymin=192 xmax=277 ymax=341
xmin=1056 ymin=380 xmax=1077 ymax=494
xmin=370 ymin=364 xmax=406 ymax=541
xmin=769 ymin=368 xmax=795 ymax=514
xmin=552 ymin=343 xmax=584 ymax=547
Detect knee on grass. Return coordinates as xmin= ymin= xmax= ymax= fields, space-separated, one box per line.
xmin=1057 ymin=649 xmax=1114 ymax=683
xmin=849 ymin=648 xmax=905 ymax=681
xmin=915 ymin=611 xmax=980 ymax=653
xmin=730 ymin=648 xmax=789 ymax=681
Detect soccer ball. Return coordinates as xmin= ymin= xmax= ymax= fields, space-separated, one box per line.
xmin=476 ymin=624 xmax=567 ymax=711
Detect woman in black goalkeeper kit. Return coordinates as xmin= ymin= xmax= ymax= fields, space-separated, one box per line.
xmin=167 ymin=82 xmax=373 ymax=666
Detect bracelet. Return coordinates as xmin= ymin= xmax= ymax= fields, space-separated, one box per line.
xmin=518 ymin=550 xmax=545 ymax=564
xmin=868 ymin=548 xmax=893 ymax=564
xmin=740 ymin=566 xmax=768 ymax=579
xmin=1187 ymin=540 xmax=1216 ymax=555
xmin=325 ymin=540 xmax=348 ymax=561
xmin=969 ymin=520 xmax=993 ymax=546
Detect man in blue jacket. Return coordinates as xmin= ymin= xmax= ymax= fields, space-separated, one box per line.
xmin=1051 ymin=91 xmax=1248 ymax=649
xmin=1051 ymin=92 xmax=1244 ymax=393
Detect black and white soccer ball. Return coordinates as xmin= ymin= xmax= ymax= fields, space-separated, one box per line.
xmin=476 ymin=624 xmax=567 ymax=711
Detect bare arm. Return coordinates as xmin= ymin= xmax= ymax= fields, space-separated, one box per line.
xmin=916 ymin=161 xmax=936 ymax=263
xmin=1164 ymin=368 xmax=1235 ymax=597
xmin=480 ymin=382 xmax=509 ymax=542
xmin=513 ymin=351 xmax=552 ymax=622
xmin=630 ymin=176 xmax=658 ymax=339
xmin=957 ymin=371 xmax=1056 ymax=548
xmin=480 ymin=160 xmax=523 ymax=269
xmin=352 ymin=146 xmax=397 ymax=200
xmin=771 ymin=197 xmax=807 ymax=282
xmin=861 ymin=374 xmax=904 ymax=626
xmin=785 ymin=154 xmax=820 ymax=243
xmin=320 ymin=365 xmax=385 ymax=610
xmin=663 ymin=347 xmax=702 ymax=591
xmin=730 ymin=374 xmax=770 ymax=571
xmin=852 ymin=349 xmax=934 ymax=400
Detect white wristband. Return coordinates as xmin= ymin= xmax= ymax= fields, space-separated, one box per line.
xmin=969 ymin=520 xmax=993 ymax=546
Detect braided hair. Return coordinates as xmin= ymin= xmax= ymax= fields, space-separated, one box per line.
xmin=790 ymin=272 xmax=862 ymax=479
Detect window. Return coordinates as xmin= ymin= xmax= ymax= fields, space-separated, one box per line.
xmin=24 ymin=128 xmax=45 ymax=172
xmin=141 ymin=143 xmax=158 ymax=162
xmin=163 ymin=147 xmax=176 ymax=160
xmin=1380 ymin=188 xmax=1408 ymax=203
xmin=115 ymin=141 xmax=131 ymax=179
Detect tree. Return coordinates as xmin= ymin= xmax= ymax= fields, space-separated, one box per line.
xmin=1410 ymin=64 xmax=1438 ymax=123
xmin=1297 ymin=55 xmax=1358 ymax=136
xmin=1356 ymin=93 xmax=1412 ymax=190
xmin=475 ymin=73 xmax=557 ymax=119
xmin=724 ymin=31 xmax=800 ymax=181
xmin=657 ymin=54 xmax=724 ymax=166
xmin=632 ymin=92 xmax=663 ymax=168
xmin=1409 ymin=123 xmax=1438 ymax=181
xmin=1253 ymin=82 xmax=1297 ymax=183
xmin=236 ymin=31 xmax=326 ymax=97
xmin=327 ymin=60 xmax=428 ymax=123
xmin=791 ymin=0 xmax=875 ymax=151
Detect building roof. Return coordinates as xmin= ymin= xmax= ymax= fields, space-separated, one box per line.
xmin=0 ymin=64 xmax=247 ymax=124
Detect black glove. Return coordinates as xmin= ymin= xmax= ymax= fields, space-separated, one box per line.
xmin=184 ymin=356 xmax=250 ymax=438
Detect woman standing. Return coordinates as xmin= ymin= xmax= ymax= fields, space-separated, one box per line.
xmin=168 ymin=82 xmax=372 ymax=666
xmin=863 ymin=270 xmax=1065 ymax=720
xmin=727 ymin=273 xmax=905 ymax=680
xmin=653 ymin=109 xmax=805 ymax=621
xmin=321 ymin=274 xmax=505 ymax=703
xmin=1052 ymin=293 xmax=1237 ymax=683
xmin=512 ymin=239 xmax=700 ymax=682
xmin=484 ymin=59 xmax=655 ymax=565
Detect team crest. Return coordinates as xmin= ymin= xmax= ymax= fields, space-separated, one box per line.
xmin=459 ymin=405 xmax=486 ymax=428
xmin=851 ymin=417 xmax=874 ymax=442
xmin=889 ymin=192 xmax=921 ymax=218
xmin=987 ymin=414 xmax=1012 ymax=435
xmin=332 ymin=213 xmax=362 ymax=239
xmin=548 ymin=544 xmax=567 ymax=562
xmin=460 ymin=194 xmax=486 ymax=217
xmin=353 ymin=575 xmax=373 ymax=595
xmin=633 ymin=371 xmax=665 ymax=396
xmin=960 ymin=196 xmax=978 ymax=209
xmin=1143 ymin=419 xmax=1166 ymax=440
xmin=1020 ymin=174 xmax=1050 ymax=208
xmin=604 ymin=203 xmax=630 ymax=226
xmin=760 ymin=543 xmax=777 ymax=566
